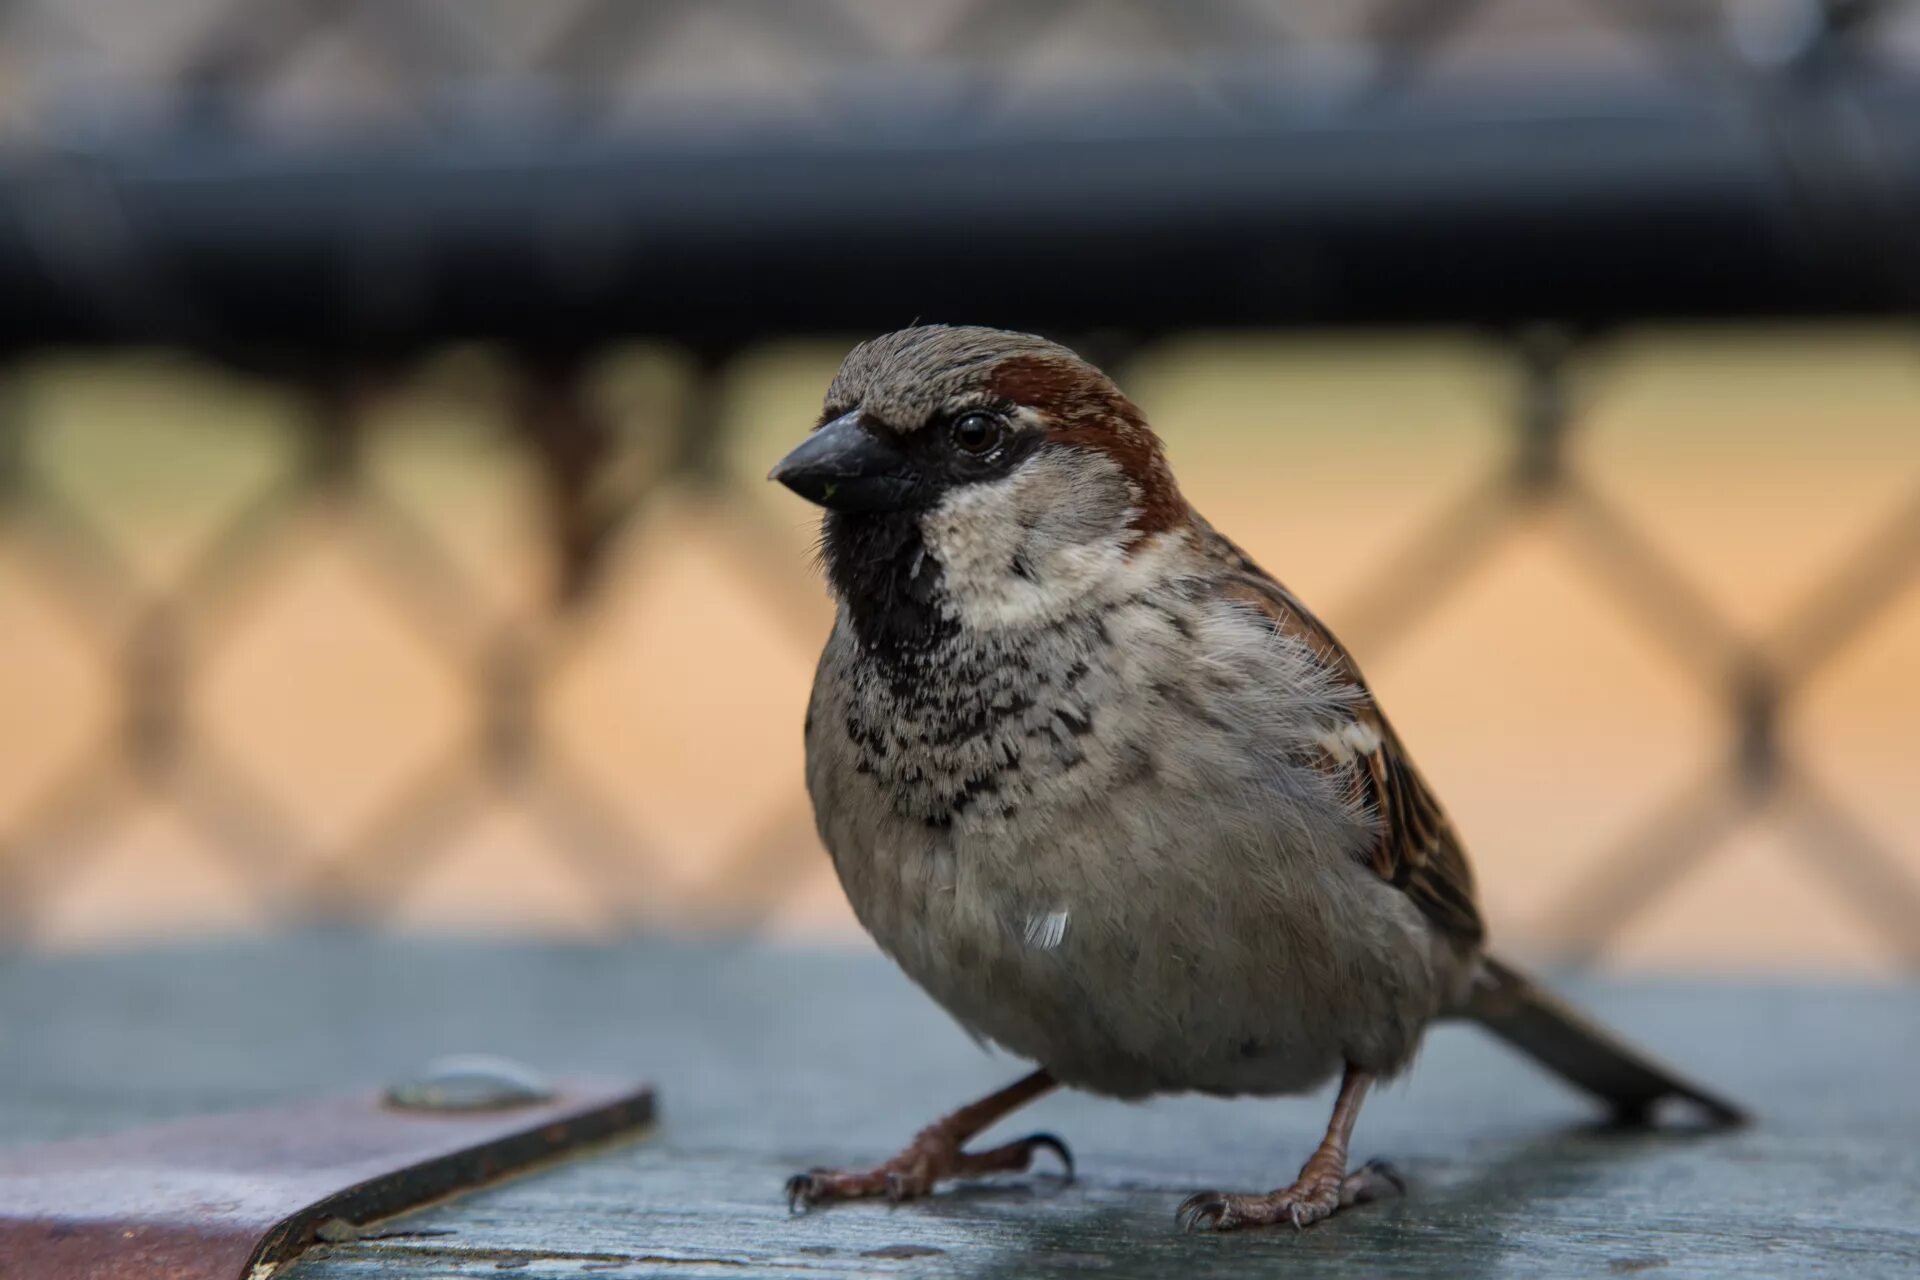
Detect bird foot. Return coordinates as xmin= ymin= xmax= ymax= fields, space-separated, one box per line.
xmin=786 ymin=1130 xmax=1072 ymax=1212
xmin=1176 ymin=1158 xmax=1403 ymax=1232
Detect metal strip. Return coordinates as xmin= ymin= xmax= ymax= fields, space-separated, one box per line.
xmin=0 ymin=1076 xmax=654 ymax=1280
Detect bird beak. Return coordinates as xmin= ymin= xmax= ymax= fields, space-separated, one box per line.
xmin=768 ymin=411 xmax=919 ymax=513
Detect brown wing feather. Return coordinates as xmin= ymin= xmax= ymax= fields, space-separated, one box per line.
xmin=1203 ymin=524 xmax=1486 ymax=947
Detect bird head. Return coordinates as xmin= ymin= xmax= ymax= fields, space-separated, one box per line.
xmin=771 ymin=326 xmax=1189 ymax=645
xmin=772 ymin=325 xmax=1180 ymax=530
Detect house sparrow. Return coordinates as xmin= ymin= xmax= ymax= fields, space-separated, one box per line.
xmin=769 ymin=325 xmax=1744 ymax=1232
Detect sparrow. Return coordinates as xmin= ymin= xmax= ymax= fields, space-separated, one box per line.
xmin=769 ymin=325 xmax=1744 ymax=1232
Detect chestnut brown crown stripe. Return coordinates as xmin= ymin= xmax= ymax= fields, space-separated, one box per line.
xmin=986 ymin=354 xmax=1186 ymax=537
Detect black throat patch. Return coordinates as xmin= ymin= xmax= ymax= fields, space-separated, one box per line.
xmin=821 ymin=510 xmax=956 ymax=664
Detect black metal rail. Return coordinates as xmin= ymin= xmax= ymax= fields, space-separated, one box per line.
xmin=3 ymin=73 xmax=1918 ymax=356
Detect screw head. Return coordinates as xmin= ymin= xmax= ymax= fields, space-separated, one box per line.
xmin=384 ymin=1054 xmax=556 ymax=1112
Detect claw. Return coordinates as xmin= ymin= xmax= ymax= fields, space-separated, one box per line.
xmin=1175 ymin=1192 xmax=1228 ymax=1232
xmin=1363 ymin=1158 xmax=1405 ymax=1194
xmin=1341 ymin=1157 xmax=1406 ymax=1207
xmin=1022 ymin=1131 xmax=1075 ymax=1181
xmin=785 ymin=1174 xmax=815 ymax=1214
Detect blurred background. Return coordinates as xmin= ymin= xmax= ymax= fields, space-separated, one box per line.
xmin=0 ymin=0 xmax=1917 ymax=974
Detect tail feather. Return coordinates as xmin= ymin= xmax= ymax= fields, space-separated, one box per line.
xmin=1463 ymin=955 xmax=1747 ymax=1128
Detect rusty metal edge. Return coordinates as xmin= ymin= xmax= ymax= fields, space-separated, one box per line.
xmin=247 ymin=1084 xmax=656 ymax=1275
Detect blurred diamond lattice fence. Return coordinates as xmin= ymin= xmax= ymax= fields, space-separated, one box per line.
xmin=2 ymin=327 xmax=1919 ymax=964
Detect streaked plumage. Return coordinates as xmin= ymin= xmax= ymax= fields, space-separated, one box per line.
xmin=774 ymin=325 xmax=1742 ymax=1230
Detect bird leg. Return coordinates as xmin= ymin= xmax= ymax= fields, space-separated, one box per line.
xmin=786 ymin=1069 xmax=1069 ymax=1210
xmin=1177 ymin=1066 xmax=1402 ymax=1231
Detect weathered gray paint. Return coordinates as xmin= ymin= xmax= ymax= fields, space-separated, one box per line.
xmin=2 ymin=937 xmax=1916 ymax=1278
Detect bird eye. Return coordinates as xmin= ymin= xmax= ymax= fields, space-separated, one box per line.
xmin=950 ymin=411 xmax=1003 ymax=456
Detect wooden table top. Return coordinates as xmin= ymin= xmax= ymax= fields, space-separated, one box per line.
xmin=2 ymin=936 xmax=1916 ymax=1278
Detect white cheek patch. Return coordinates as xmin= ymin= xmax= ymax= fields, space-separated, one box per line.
xmin=919 ymin=450 xmax=1152 ymax=631
xmin=1023 ymin=908 xmax=1071 ymax=951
